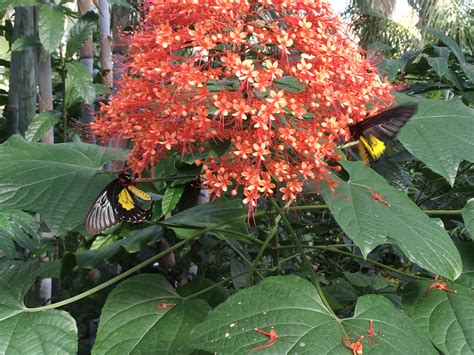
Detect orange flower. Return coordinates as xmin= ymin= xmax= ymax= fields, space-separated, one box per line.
xmin=93 ymin=0 xmax=394 ymax=213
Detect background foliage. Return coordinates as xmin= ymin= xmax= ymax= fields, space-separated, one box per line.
xmin=0 ymin=1 xmax=473 ymax=354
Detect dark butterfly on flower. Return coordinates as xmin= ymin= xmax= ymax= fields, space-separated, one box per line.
xmin=85 ymin=172 xmax=152 ymax=235
xmin=349 ymin=104 xmax=417 ymax=164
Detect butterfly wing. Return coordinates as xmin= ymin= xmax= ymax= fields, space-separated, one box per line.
xmin=352 ymin=104 xmax=417 ymax=141
xmin=85 ymin=178 xmax=121 ymax=235
xmin=351 ymin=104 xmax=417 ymax=164
xmin=115 ymin=185 xmax=151 ymax=223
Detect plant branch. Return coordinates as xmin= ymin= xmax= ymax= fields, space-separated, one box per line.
xmin=269 ymin=197 xmax=336 ymax=316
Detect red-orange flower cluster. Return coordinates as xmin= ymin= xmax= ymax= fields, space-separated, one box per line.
xmin=93 ymin=0 xmax=393 ymax=211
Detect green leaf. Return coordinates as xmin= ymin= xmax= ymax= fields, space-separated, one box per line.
xmin=24 ymin=112 xmax=59 ymax=142
xmin=456 ymin=242 xmax=474 ymax=289
xmin=65 ymin=11 xmax=97 ymax=59
xmin=397 ymin=95 xmax=474 ymax=185
xmin=162 ymin=200 xmax=248 ymax=241
xmin=462 ymin=199 xmax=474 ymax=239
xmin=274 ymin=76 xmax=305 ymax=92
xmin=320 ymin=161 xmax=462 ymax=279
xmin=402 ymin=279 xmax=474 ymax=354
xmin=0 ymin=0 xmax=37 ymax=11
xmin=424 ymin=55 xmax=449 ymax=78
xmin=11 ymin=35 xmax=41 ymax=52
xmin=0 ymin=261 xmax=77 ymax=354
xmin=65 ymin=62 xmax=95 ymax=107
xmin=428 ymin=30 xmax=466 ymax=65
xmin=462 ymin=63 xmax=474 ymax=83
xmin=93 ymin=274 xmax=209 ymax=354
xmin=0 ymin=210 xmax=39 ymax=258
xmin=39 ymin=4 xmax=66 ymax=54
xmin=75 ymin=226 xmax=162 ymax=268
xmin=161 ymin=186 xmax=184 ymax=216
xmin=191 ymin=275 xmax=436 ymax=354
xmin=0 ymin=135 xmax=123 ymax=235
xmin=344 ymin=272 xmax=392 ymax=291
xmin=377 ymin=58 xmax=400 ymax=82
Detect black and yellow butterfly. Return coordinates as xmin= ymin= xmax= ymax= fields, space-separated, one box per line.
xmin=85 ymin=172 xmax=152 ymax=235
xmin=349 ymin=104 xmax=417 ymax=164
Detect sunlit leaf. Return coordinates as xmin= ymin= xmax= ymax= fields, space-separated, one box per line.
xmin=38 ymin=4 xmax=65 ymax=53
xmin=24 ymin=112 xmax=59 ymax=142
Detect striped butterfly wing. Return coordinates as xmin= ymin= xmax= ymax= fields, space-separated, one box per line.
xmin=85 ymin=178 xmax=121 ymax=235
xmin=115 ymin=185 xmax=151 ymax=223
xmin=356 ymin=104 xmax=417 ymax=142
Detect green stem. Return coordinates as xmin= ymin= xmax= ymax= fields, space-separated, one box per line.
xmin=26 ymin=215 xmax=243 ymax=312
xmin=183 ymin=271 xmax=249 ymax=301
xmin=269 ymin=197 xmax=335 ymax=316
xmin=245 ymin=215 xmax=282 ymax=287
xmin=136 ymin=175 xmax=200 ymax=183
xmin=309 ymin=246 xmax=428 ymax=280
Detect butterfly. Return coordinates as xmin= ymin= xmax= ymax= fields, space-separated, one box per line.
xmin=349 ymin=104 xmax=417 ymax=164
xmin=85 ymin=172 xmax=152 ymax=235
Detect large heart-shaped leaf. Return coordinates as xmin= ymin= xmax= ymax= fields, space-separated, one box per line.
xmin=320 ymin=161 xmax=461 ymax=280
xmin=162 ymin=199 xmax=248 ymax=241
xmin=0 ymin=210 xmax=39 ymax=259
xmin=93 ymin=274 xmax=209 ymax=354
xmin=397 ymin=96 xmax=474 ymax=185
xmin=402 ymin=279 xmax=474 ymax=354
xmin=0 ymin=262 xmax=77 ymax=354
xmin=0 ymin=135 xmax=125 ymax=235
xmin=191 ymin=275 xmax=436 ymax=354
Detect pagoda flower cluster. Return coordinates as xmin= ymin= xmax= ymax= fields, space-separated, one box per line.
xmin=93 ymin=0 xmax=394 ymax=212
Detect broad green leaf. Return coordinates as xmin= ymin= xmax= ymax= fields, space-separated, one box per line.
xmin=162 ymin=200 xmax=248 ymax=241
xmin=320 ymin=161 xmax=462 ymax=279
xmin=0 ymin=210 xmax=39 ymax=259
xmin=402 ymin=279 xmax=474 ymax=354
xmin=11 ymin=35 xmax=41 ymax=52
xmin=191 ymin=275 xmax=436 ymax=354
xmin=65 ymin=11 xmax=97 ymax=58
xmin=65 ymin=62 xmax=95 ymax=107
xmin=455 ymin=242 xmax=474 ymax=290
xmin=424 ymin=56 xmax=449 ymax=78
xmin=274 ymin=76 xmax=305 ymax=92
xmin=397 ymin=96 xmax=474 ymax=185
xmin=428 ymin=30 xmax=466 ymax=65
xmin=462 ymin=199 xmax=474 ymax=239
xmin=0 ymin=135 xmax=124 ymax=235
xmin=462 ymin=63 xmax=474 ymax=83
xmin=39 ymin=4 xmax=66 ymax=54
xmin=93 ymin=274 xmax=209 ymax=354
xmin=75 ymin=226 xmax=162 ymax=268
xmin=24 ymin=112 xmax=59 ymax=142
xmin=0 ymin=262 xmax=77 ymax=354
xmin=161 ymin=186 xmax=184 ymax=216
xmin=378 ymin=58 xmax=400 ymax=82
